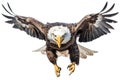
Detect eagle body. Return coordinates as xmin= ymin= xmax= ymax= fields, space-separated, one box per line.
xmin=44 ymin=23 xmax=80 ymax=68
xmin=2 ymin=2 xmax=118 ymax=77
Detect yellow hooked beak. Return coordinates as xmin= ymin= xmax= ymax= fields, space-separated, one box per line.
xmin=54 ymin=35 xmax=63 ymax=48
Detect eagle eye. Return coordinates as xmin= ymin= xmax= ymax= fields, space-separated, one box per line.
xmin=62 ymin=33 xmax=67 ymax=38
xmin=52 ymin=33 xmax=56 ymax=37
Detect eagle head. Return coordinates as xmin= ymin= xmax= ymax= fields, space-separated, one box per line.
xmin=47 ymin=26 xmax=71 ymax=48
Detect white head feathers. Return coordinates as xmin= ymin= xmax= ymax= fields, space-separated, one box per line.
xmin=47 ymin=26 xmax=71 ymax=44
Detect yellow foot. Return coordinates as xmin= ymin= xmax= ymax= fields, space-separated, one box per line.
xmin=54 ymin=64 xmax=61 ymax=77
xmin=67 ymin=62 xmax=76 ymax=75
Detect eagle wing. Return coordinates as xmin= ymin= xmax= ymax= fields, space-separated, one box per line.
xmin=74 ymin=2 xmax=118 ymax=42
xmin=2 ymin=3 xmax=46 ymax=40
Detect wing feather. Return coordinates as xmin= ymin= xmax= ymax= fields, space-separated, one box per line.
xmin=7 ymin=3 xmax=15 ymax=14
xmin=2 ymin=3 xmax=46 ymax=40
xmin=74 ymin=2 xmax=118 ymax=42
xmin=99 ymin=2 xmax=108 ymax=12
xmin=104 ymin=18 xmax=117 ymax=23
xmin=102 ymin=3 xmax=115 ymax=13
xmin=103 ymin=12 xmax=119 ymax=17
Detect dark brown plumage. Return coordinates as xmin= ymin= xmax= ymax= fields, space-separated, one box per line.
xmin=2 ymin=2 xmax=118 ymax=77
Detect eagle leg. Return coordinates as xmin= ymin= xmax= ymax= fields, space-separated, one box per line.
xmin=67 ymin=62 xmax=76 ymax=75
xmin=46 ymin=48 xmax=61 ymax=77
xmin=68 ymin=43 xmax=79 ymax=75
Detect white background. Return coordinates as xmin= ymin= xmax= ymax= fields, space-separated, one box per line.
xmin=0 ymin=0 xmax=120 ymax=80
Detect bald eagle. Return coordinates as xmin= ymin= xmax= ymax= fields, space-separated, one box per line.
xmin=2 ymin=2 xmax=118 ymax=77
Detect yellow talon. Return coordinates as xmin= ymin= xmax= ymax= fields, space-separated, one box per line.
xmin=54 ymin=64 xmax=61 ymax=77
xmin=67 ymin=62 xmax=76 ymax=75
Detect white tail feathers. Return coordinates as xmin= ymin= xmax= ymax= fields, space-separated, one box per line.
xmin=78 ymin=44 xmax=97 ymax=59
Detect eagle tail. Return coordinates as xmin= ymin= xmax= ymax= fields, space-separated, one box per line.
xmin=32 ymin=45 xmax=47 ymax=54
xmin=78 ymin=44 xmax=97 ymax=59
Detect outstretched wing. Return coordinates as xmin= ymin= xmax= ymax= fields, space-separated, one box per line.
xmin=74 ymin=2 xmax=118 ymax=42
xmin=2 ymin=3 xmax=47 ymax=40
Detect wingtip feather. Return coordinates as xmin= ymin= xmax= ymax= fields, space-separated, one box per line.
xmin=2 ymin=13 xmax=14 ymax=19
xmin=100 ymin=2 xmax=108 ymax=12
xmin=102 ymin=3 xmax=115 ymax=14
